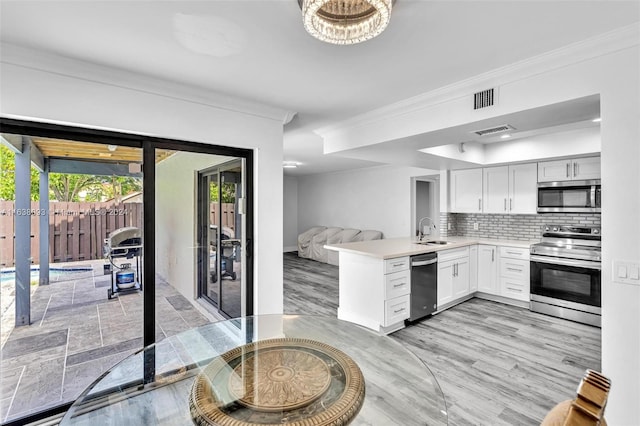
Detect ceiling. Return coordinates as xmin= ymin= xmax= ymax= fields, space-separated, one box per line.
xmin=1 ymin=1 xmax=638 ymax=175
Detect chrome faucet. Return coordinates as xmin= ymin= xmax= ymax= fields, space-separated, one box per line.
xmin=418 ymin=216 xmax=437 ymax=241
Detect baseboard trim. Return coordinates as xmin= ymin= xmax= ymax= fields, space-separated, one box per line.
xmin=283 ymin=246 xmax=297 ymax=253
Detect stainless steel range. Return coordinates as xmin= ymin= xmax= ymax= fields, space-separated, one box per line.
xmin=530 ymin=225 xmax=601 ymax=327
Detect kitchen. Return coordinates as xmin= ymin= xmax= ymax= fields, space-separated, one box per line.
xmin=325 ymin=152 xmax=603 ymax=334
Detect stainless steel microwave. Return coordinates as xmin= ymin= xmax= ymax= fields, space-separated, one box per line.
xmin=537 ymin=180 xmax=601 ymax=213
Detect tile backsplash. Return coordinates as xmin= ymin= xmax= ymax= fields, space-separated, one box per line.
xmin=439 ymin=213 xmax=601 ymax=241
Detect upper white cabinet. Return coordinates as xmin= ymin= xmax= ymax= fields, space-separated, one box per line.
xmin=482 ymin=163 xmax=537 ymax=214
xmin=509 ymin=163 xmax=538 ymax=214
xmin=538 ymin=156 xmax=601 ymax=182
xmin=450 ymin=169 xmax=483 ymax=213
xmin=482 ymin=166 xmax=509 ymax=213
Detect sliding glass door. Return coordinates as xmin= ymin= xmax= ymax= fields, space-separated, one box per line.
xmin=198 ymin=159 xmax=245 ymax=318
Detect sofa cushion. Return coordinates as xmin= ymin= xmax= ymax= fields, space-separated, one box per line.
xmin=310 ymin=227 xmax=343 ymax=263
xmin=297 ymin=226 xmax=326 ymax=258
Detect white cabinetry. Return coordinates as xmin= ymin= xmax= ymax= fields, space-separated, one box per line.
xmin=450 ymin=169 xmax=483 ymax=213
xmin=483 ymin=163 xmax=537 ymax=214
xmin=477 ymin=245 xmax=498 ymax=295
xmin=498 ymin=246 xmax=530 ymax=302
xmin=509 ymin=163 xmax=538 ymax=214
xmin=469 ymin=245 xmax=478 ymax=292
xmin=538 ymin=156 xmax=601 ymax=182
xmin=337 ymin=252 xmax=410 ymax=334
xmin=437 ymin=247 xmax=470 ymax=308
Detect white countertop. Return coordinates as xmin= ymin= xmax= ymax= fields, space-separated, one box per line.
xmin=325 ymin=236 xmax=537 ymax=260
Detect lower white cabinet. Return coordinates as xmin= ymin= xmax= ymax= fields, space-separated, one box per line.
xmin=477 ymin=245 xmax=498 ymax=295
xmin=337 ymin=252 xmax=411 ymax=334
xmin=498 ymin=246 xmax=530 ymax=302
xmin=437 ymin=247 xmax=470 ymax=308
xmin=469 ymin=245 xmax=478 ymax=292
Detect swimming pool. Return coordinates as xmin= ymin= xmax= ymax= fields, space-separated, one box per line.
xmin=0 ymin=267 xmax=93 ymax=283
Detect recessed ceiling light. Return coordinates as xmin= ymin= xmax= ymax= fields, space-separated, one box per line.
xmin=592 ymin=117 xmax=602 ymax=123
xmin=283 ymin=161 xmax=299 ymax=169
xmin=500 ymin=134 xmax=511 ymax=139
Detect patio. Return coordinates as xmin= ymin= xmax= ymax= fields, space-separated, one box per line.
xmin=0 ymin=260 xmax=213 ymax=423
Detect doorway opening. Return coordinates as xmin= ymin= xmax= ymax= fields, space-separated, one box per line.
xmin=411 ymin=175 xmax=441 ymax=239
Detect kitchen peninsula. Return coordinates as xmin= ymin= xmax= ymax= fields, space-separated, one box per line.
xmin=325 ymin=236 xmax=534 ymax=334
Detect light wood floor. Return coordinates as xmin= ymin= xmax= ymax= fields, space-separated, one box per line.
xmin=283 ymin=252 xmax=602 ymax=426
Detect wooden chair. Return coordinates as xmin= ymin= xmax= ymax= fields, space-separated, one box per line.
xmin=541 ymin=370 xmax=611 ymax=426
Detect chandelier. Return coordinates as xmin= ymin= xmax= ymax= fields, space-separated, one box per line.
xmin=299 ymin=0 xmax=393 ymax=45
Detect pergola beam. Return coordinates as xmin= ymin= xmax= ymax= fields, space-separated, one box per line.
xmin=49 ymin=159 xmax=142 ymax=177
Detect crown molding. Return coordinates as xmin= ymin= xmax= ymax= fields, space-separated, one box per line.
xmin=315 ymin=23 xmax=640 ymax=139
xmin=0 ymin=43 xmax=294 ymax=124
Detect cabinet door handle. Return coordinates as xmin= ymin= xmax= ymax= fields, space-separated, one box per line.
xmin=392 ymin=262 xmax=404 ymax=267
xmin=507 ymin=267 xmax=522 ymax=272
xmin=392 ymin=283 xmax=405 ymax=288
xmin=507 ymin=286 xmax=523 ymax=292
xmin=506 ymin=251 xmax=520 ymax=255
xmin=504 ymin=198 xmax=507 ymax=211
xmin=491 ymin=249 xmax=494 ymax=262
xmin=510 ymin=198 xmax=513 ymax=211
xmin=566 ymin=163 xmax=570 ymax=178
xmin=479 ymin=198 xmax=482 ymax=211
xmin=393 ymin=307 xmax=406 ymax=314
xmin=574 ymin=162 xmax=578 ymax=177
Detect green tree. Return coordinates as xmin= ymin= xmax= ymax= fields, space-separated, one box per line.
xmin=0 ymin=145 xmax=40 ymax=200
xmin=210 ymin=182 xmax=236 ymax=203
xmin=1 ymin=145 xmax=143 ymax=202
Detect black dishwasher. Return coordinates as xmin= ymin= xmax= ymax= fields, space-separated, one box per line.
xmin=408 ymin=252 xmax=438 ymax=322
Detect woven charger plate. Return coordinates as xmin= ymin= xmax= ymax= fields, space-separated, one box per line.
xmin=189 ymin=338 xmax=365 ymax=426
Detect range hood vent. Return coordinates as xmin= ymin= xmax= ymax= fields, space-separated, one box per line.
xmin=473 ymin=88 xmax=495 ymax=110
xmin=472 ymin=124 xmax=515 ymax=136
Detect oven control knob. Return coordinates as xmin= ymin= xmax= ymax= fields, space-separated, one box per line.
xmin=593 ymin=229 xmax=600 ymax=234
xmin=552 ymin=227 xmax=559 ymax=232
xmin=544 ymin=226 xmax=550 ymax=231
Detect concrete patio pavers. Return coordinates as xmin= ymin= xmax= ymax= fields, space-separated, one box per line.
xmin=0 ymin=260 xmax=213 ymax=423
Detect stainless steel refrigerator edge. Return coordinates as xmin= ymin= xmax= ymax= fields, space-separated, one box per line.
xmin=409 ymin=252 xmax=438 ymax=322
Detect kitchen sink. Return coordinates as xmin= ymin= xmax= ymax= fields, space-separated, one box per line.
xmin=416 ymin=240 xmax=452 ymax=245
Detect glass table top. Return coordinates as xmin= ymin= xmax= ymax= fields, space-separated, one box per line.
xmin=60 ymin=315 xmax=448 ymax=425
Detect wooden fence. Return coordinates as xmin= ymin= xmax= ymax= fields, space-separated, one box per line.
xmin=0 ymin=201 xmax=235 ymax=266
xmin=0 ymin=201 xmax=143 ymax=266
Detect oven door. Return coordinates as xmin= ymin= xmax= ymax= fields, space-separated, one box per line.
xmin=530 ymin=255 xmax=601 ymax=307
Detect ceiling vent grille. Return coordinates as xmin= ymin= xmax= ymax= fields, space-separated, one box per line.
xmin=473 ymin=88 xmax=495 ymax=110
xmin=473 ymin=124 xmax=515 ymax=136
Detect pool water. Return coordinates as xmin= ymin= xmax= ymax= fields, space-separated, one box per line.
xmin=0 ymin=267 xmax=93 ymax=283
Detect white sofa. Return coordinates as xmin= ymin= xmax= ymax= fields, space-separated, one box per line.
xmin=297 ymin=227 xmax=383 ymax=265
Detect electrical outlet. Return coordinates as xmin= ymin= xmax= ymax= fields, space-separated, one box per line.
xmin=473 ymin=222 xmax=479 ymax=230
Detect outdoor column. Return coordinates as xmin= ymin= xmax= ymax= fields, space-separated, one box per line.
xmin=15 ymin=136 xmax=31 ymax=326
xmin=39 ymin=162 xmax=50 ymax=286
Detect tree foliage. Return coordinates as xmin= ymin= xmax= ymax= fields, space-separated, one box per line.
xmin=210 ymin=182 xmax=236 ymax=203
xmin=0 ymin=145 xmax=143 ymax=202
xmin=0 ymin=145 xmax=40 ymax=200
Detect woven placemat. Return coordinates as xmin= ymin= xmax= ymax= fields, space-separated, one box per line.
xmin=190 ymin=338 xmax=365 ymax=426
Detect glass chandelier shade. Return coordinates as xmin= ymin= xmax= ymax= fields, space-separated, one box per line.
xmin=301 ymin=0 xmax=393 ymax=45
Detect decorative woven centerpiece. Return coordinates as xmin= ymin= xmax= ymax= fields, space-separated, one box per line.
xmin=189 ymin=338 xmax=365 ymax=426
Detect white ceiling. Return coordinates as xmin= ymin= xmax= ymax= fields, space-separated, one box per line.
xmin=1 ymin=1 xmax=638 ymax=175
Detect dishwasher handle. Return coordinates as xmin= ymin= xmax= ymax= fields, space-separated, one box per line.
xmin=411 ymin=258 xmax=437 ymax=267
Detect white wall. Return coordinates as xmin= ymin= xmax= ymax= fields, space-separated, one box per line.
xmin=0 ymin=45 xmax=285 ymax=316
xmin=155 ymin=152 xmax=228 ymax=301
xmin=320 ymin=40 xmax=640 ymax=424
xmin=297 ymin=165 xmax=439 ymax=238
xmin=283 ymin=175 xmax=298 ymax=252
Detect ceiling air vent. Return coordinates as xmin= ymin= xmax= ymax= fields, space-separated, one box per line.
xmin=473 ymin=88 xmax=495 ymax=110
xmin=472 ymin=124 xmax=515 ymax=136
